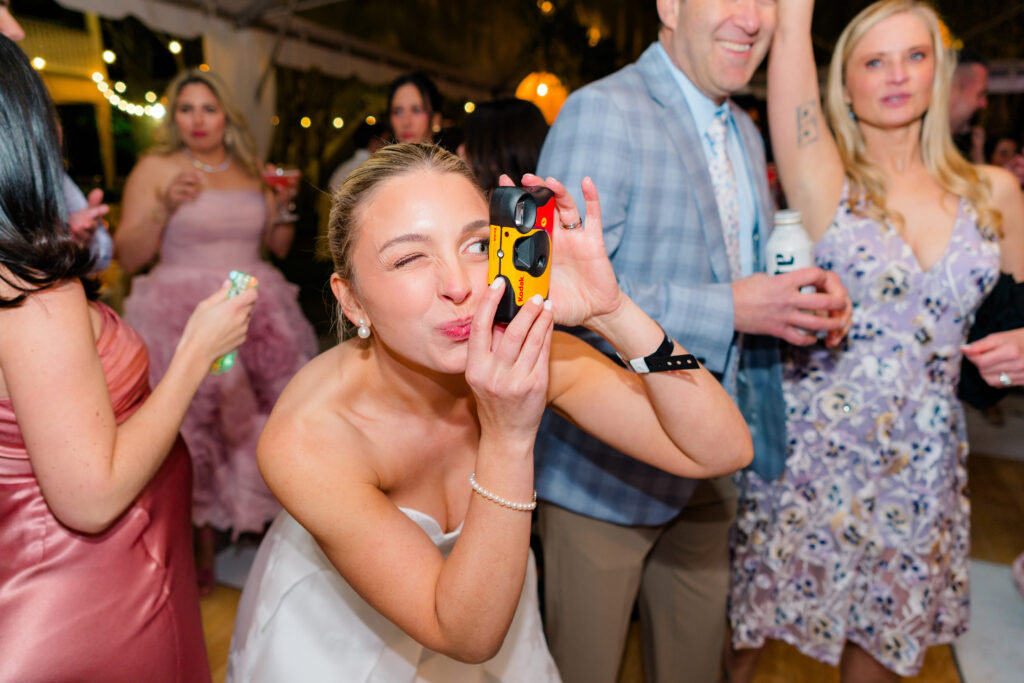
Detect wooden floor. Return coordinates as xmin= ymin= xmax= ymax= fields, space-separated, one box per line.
xmin=200 ymin=454 xmax=1024 ymax=682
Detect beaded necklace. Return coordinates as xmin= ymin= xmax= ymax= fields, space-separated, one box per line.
xmin=184 ymin=147 xmax=230 ymax=173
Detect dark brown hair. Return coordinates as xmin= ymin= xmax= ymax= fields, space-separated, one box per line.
xmin=0 ymin=35 xmax=94 ymax=307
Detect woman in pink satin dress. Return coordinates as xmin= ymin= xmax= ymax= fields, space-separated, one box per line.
xmin=0 ymin=38 xmax=255 ymax=681
xmin=116 ymin=69 xmax=317 ymax=590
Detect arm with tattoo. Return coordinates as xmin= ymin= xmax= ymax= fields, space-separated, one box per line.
xmin=768 ymin=0 xmax=844 ymax=239
xmin=796 ymin=100 xmax=821 ymax=148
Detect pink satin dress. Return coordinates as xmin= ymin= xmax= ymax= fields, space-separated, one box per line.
xmin=0 ymin=303 xmax=210 ymax=682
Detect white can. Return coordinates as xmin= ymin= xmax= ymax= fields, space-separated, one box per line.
xmin=766 ymin=209 xmax=815 ymax=294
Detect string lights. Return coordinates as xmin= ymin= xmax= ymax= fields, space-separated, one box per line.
xmin=91 ymin=70 xmax=166 ymax=120
xmin=31 ymin=31 xmax=190 ymax=122
xmin=85 ymin=41 xmax=346 ymax=129
xmin=88 ymin=34 xmax=187 ymax=121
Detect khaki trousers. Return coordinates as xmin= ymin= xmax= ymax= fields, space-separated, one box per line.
xmin=537 ymin=477 xmax=736 ymax=683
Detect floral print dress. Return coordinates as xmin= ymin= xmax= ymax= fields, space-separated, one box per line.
xmin=729 ymin=189 xmax=999 ymax=676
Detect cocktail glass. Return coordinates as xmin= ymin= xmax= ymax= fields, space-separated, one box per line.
xmin=262 ymin=165 xmax=301 ymax=222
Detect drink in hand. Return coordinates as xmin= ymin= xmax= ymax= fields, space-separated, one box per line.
xmin=262 ymin=165 xmax=301 ymax=222
xmin=210 ymin=270 xmax=258 ymax=374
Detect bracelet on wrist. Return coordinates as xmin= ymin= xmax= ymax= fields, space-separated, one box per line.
xmin=469 ymin=472 xmax=537 ymax=512
xmin=615 ymin=324 xmax=701 ymax=374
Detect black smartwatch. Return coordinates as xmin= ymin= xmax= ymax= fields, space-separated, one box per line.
xmin=616 ymin=327 xmax=701 ymax=374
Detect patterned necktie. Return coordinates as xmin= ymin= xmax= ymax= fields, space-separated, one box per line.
xmin=706 ymin=109 xmax=742 ymax=280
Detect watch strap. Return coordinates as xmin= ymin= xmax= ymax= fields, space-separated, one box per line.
xmin=616 ymin=327 xmax=701 ymax=374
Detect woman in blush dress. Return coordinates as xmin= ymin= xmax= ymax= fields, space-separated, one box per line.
xmin=0 ymin=37 xmax=255 ymax=682
xmin=116 ymin=68 xmax=318 ymax=592
xmin=726 ymin=1 xmax=1024 ymax=681
xmin=227 ymin=142 xmax=755 ymax=682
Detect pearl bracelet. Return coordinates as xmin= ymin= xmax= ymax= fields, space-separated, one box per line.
xmin=469 ymin=472 xmax=537 ymax=512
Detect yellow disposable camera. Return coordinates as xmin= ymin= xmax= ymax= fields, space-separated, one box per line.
xmin=487 ymin=186 xmax=555 ymax=323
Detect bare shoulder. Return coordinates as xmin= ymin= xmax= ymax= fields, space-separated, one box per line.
xmin=130 ymin=152 xmax=171 ymax=176
xmin=978 ymin=165 xmax=1022 ymax=208
xmin=0 ymin=264 xmax=83 ymax=303
xmin=0 ymin=278 xmax=85 ymax=325
xmin=126 ymin=152 xmax=181 ymax=189
xmin=976 ymin=165 xmax=1024 ymax=246
xmin=0 ymin=280 xmax=90 ymax=386
xmin=257 ymin=344 xmax=378 ymax=504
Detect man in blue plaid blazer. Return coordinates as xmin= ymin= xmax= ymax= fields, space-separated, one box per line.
xmin=533 ymin=1 xmax=850 ymax=681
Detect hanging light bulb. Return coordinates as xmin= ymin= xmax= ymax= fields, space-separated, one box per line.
xmin=515 ymin=72 xmax=568 ymax=124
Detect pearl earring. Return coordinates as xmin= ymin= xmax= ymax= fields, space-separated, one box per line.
xmin=357 ymin=319 xmax=371 ymax=339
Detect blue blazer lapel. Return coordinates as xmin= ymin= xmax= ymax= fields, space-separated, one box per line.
xmin=636 ymin=47 xmax=733 ymax=285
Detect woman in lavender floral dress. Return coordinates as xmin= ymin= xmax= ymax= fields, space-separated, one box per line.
xmin=726 ymin=1 xmax=1024 ymax=680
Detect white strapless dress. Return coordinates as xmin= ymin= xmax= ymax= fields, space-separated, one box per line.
xmin=227 ymin=509 xmax=561 ymax=682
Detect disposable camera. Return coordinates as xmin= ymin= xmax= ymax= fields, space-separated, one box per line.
xmin=488 ymin=185 xmax=555 ymax=323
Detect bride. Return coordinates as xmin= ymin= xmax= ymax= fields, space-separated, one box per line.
xmin=228 ymin=142 xmax=753 ymax=681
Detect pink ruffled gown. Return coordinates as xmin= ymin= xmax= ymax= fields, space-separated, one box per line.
xmin=124 ymin=190 xmax=317 ymax=535
xmin=0 ymin=303 xmax=210 ymax=682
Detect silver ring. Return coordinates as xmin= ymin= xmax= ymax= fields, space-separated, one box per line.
xmin=999 ymin=372 xmax=1012 ymax=387
xmin=563 ymin=218 xmax=583 ymax=230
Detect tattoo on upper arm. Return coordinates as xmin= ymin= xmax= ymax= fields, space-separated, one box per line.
xmin=797 ymin=101 xmax=820 ymax=148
